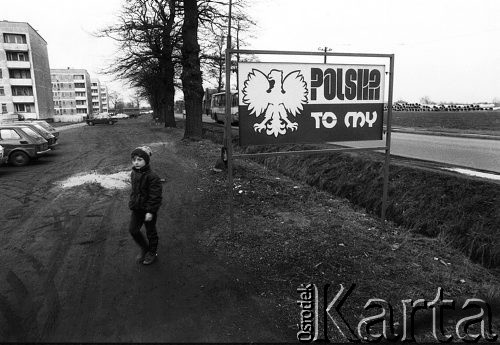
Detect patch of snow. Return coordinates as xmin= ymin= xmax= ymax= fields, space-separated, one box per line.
xmin=59 ymin=170 xmax=131 ymax=189
xmin=442 ymin=167 xmax=500 ymax=181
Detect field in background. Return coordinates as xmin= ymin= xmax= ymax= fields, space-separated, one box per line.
xmin=387 ymin=110 xmax=500 ymax=135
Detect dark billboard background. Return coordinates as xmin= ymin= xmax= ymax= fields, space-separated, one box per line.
xmin=239 ymin=103 xmax=384 ymax=146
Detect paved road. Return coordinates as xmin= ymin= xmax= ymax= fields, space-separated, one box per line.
xmin=332 ymin=132 xmax=500 ymax=173
xmin=182 ymin=113 xmax=500 ymax=174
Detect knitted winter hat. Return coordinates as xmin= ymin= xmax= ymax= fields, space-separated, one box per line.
xmin=131 ymin=146 xmax=152 ymax=164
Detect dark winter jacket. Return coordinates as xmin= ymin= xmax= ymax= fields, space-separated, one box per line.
xmin=129 ymin=164 xmax=163 ymax=213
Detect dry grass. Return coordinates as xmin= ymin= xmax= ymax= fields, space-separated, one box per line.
xmin=176 ymin=133 xmax=500 ymax=342
xmin=238 ymin=143 xmax=500 ymax=269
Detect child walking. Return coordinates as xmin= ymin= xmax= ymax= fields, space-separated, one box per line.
xmin=128 ymin=146 xmax=163 ymax=265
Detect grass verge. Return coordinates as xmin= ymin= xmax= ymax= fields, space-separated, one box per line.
xmin=175 ymin=130 xmax=500 ymax=342
xmin=244 ymin=143 xmax=500 ymax=268
xmin=203 ymin=124 xmax=500 ymax=269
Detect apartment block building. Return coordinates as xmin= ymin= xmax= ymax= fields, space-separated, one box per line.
xmin=51 ymin=68 xmax=92 ymax=119
xmin=90 ymin=78 xmax=109 ymax=114
xmin=91 ymin=78 xmax=101 ymax=114
xmin=0 ymin=21 xmax=54 ymax=120
xmin=100 ymin=84 xmax=109 ymax=113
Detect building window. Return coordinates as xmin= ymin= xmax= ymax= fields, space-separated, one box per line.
xmin=9 ymin=69 xmax=31 ymax=79
xmin=12 ymin=86 xmax=33 ymax=96
xmin=3 ymin=33 xmax=27 ymax=44
xmin=75 ymin=92 xmax=86 ymax=97
xmin=0 ymin=87 xmax=4 ymax=96
xmin=0 ymin=128 xmax=22 ymax=140
xmin=1 ymin=104 xmax=7 ymax=113
xmin=74 ymin=75 xmax=84 ymax=80
xmin=77 ymin=108 xmax=87 ymax=114
xmin=74 ymin=83 xmax=85 ymax=88
xmin=76 ymin=100 xmax=86 ymax=105
xmin=0 ymin=69 xmax=2 ymax=78
xmin=6 ymin=51 xmax=29 ymax=61
xmin=14 ymin=103 xmax=35 ymax=112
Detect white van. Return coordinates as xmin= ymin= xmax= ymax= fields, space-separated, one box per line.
xmin=210 ymin=91 xmax=239 ymax=125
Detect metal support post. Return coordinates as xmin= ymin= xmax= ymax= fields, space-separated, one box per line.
xmin=225 ymin=0 xmax=234 ymax=231
xmin=381 ymin=55 xmax=395 ymax=229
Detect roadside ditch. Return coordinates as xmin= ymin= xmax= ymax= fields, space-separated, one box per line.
xmin=202 ymin=124 xmax=500 ymax=269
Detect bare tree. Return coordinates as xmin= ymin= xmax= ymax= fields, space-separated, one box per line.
xmin=108 ymin=90 xmax=121 ymax=112
xmin=201 ymin=29 xmax=226 ymax=92
xmin=199 ymin=2 xmax=256 ymax=92
xmin=180 ymin=0 xmax=255 ymax=140
xmin=181 ymin=0 xmax=204 ymax=140
xmin=98 ymin=0 xmax=182 ymax=127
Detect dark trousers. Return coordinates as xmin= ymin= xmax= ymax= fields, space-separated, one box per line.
xmin=128 ymin=210 xmax=159 ymax=253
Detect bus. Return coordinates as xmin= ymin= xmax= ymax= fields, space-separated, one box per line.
xmin=210 ymin=91 xmax=239 ymax=125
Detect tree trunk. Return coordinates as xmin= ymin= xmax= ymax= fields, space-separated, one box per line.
xmin=160 ymin=57 xmax=177 ymax=127
xmin=181 ymin=0 xmax=204 ymax=140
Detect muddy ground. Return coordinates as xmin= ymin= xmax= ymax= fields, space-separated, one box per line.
xmin=1 ymin=117 xmax=499 ymax=342
xmin=0 ymin=118 xmax=290 ymax=342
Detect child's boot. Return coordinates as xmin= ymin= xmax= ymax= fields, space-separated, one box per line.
xmin=143 ymin=251 xmax=157 ymax=265
xmin=136 ymin=249 xmax=147 ymax=263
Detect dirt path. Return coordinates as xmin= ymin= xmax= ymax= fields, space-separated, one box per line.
xmin=0 ymin=118 xmax=291 ymax=342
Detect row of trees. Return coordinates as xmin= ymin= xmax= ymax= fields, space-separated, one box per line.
xmin=99 ymin=0 xmax=254 ymax=140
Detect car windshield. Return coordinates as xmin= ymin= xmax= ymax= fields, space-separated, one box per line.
xmin=21 ymin=127 xmax=43 ymax=139
xmin=35 ymin=121 xmax=54 ymax=131
xmin=32 ymin=123 xmax=52 ymax=136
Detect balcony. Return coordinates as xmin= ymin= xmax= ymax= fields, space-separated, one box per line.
xmin=2 ymin=43 xmax=28 ymax=51
xmin=75 ymin=96 xmax=87 ymax=101
xmin=76 ymin=104 xmax=88 ymax=108
xmin=12 ymin=95 xmax=35 ymax=103
xmin=6 ymin=61 xmax=31 ymax=69
xmin=9 ymin=79 xmax=33 ymax=86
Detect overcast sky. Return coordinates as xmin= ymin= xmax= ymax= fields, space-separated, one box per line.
xmin=3 ymin=0 xmax=500 ymax=103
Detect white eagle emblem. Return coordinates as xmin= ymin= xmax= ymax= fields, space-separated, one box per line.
xmin=242 ymin=69 xmax=308 ymax=137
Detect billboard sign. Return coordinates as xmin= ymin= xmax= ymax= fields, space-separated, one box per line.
xmin=238 ymin=62 xmax=385 ymax=146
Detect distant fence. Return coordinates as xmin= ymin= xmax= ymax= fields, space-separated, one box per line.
xmin=385 ymin=103 xmax=495 ymax=112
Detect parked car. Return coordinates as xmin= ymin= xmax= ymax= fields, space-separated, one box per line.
xmin=0 ymin=124 xmax=50 ymax=166
xmin=27 ymin=120 xmax=60 ymax=139
xmin=10 ymin=122 xmax=58 ymax=149
xmin=86 ymin=114 xmax=117 ymax=126
xmin=111 ymin=113 xmax=129 ymax=119
xmin=0 ymin=144 xmax=7 ymax=165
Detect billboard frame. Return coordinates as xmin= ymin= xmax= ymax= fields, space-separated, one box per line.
xmin=224 ymin=49 xmax=395 ymax=229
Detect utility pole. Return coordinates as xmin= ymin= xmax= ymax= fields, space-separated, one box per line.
xmin=235 ymin=20 xmax=240 ymax=92
xmin=318 ymin=46 xmax=332 ymax=63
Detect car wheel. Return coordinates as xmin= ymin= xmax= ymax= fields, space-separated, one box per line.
xmin=108 ymin=120 xmax=113 ymax=125
xmin=88 ymin=121 xmax=94 ymax=126
xmin=9 ymin=151 xmax=30 ymax=167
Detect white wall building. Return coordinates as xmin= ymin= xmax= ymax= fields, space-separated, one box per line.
xmin=51 ymin=68 xmax=92 ymax=122
xmin=91 ymin=78 xmax=101 ymax=114
xmin=0 ymin=21 xmax=54 ymax=120
xmin=100 ymin=84 xmax=109 ymax=113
